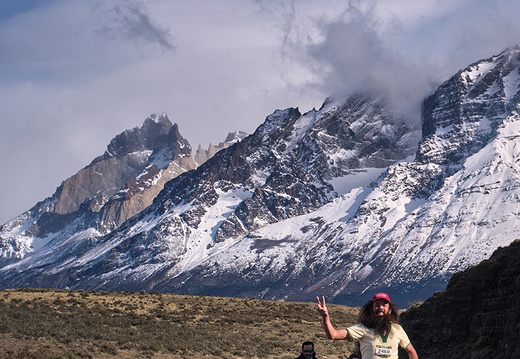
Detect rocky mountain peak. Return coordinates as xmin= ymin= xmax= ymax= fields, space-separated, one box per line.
xmin=194 ymin=130 xmax=248 ymax=166
xmin=224 ymin=130 xmax=248 ymax=143
xmin=149 ymin=122 xmax=192 ymax=169
xmin=92 ymin=113 xmax=174 ymax=164
xmin=0 ymin=90 xmax=420 ymax=294
xmin=419 ymin=47 xmax=520 ymax=167
xmin=147 ymin=112 xmax=169 ymax=124
xmin=0 ymin=113 xmax=197 ymax=261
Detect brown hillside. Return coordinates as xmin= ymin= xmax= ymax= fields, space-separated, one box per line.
xmin=0 ymin=289 xmax=359 ymax=359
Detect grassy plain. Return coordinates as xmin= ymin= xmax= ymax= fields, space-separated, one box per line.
xmin=0 ymin=288 xmax=360 ymax=359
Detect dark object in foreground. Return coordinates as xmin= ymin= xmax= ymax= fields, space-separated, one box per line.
xmin=401 ymin=239 xmax=520 ymax=359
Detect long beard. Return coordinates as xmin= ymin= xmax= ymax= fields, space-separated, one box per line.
xmin=364 ymin=314 xmax=393 ymax=335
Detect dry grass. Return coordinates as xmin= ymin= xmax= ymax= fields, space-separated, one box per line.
xmin=0 ymin=288 xmax=359 ymax=359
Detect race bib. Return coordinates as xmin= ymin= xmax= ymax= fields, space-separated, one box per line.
xmin=375 ymin=345 xmax=392 ymax=357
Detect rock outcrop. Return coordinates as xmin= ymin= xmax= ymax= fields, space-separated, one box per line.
xmin=0 ymin=113 xmax=196 ymax=262
xmin=401 ymin=239 xmax=520 ymax=359
xmin=194 ymin=130 xmax=248 ymax=166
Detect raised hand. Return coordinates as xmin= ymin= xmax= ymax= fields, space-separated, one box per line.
xmin=316 ymin=296 xmax=329 ymax=318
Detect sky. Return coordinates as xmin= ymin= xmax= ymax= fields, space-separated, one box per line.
xmin=1 ymin=0 xmax=520 ymax=224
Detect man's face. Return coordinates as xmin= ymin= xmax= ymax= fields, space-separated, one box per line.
xmin=372 ymin=299 xmax=391 ymax=317
xmin=302 ymin=344 xmax=314 ymax=359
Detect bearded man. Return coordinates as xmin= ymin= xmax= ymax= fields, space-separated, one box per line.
xmin=316 ymin=293 xmax=418 ymax=359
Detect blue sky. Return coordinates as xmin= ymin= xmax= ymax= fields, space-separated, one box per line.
xmin=0 ymin=0 xmax=47 ymax=21
xmin=1 ymin=0 xmax=520 ymax=223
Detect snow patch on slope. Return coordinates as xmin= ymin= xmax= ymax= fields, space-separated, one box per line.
xmin=171 ymin=187 xmax=253 ymax=273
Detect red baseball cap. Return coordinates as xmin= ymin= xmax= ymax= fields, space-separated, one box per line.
xmin=371 ymin=292 xmax=391 ymax=303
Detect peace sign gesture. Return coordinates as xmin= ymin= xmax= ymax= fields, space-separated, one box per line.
xmin=316 ymin=296 xmax=329 ymax=318
xmin=316 ymin=295 xmax=347 ymax=340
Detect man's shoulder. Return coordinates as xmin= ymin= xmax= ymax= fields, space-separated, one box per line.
xmin=391 ymin=323 xmax=405 ymax=330
xmin=391 ymin=322 xmax=410 ymax=337
xmin=346 ymin=323 xmax=371 ymax=341
xmin=348 ymin=323 xmax=368 ymax=330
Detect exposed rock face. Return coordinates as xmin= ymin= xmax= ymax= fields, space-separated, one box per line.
xmin=302 ymin=94 xmax=417 ymax=178
xmin=194 ymin=130 xmax=248 ymax=165
xmin=401 ymin=239 xmax=520 ymax=359
xmin=0 ymin=113 xmax=196 ymax=261
xmin=418 ymin=47 xmax=520 ymax=169
xmin=0 ymin=93 xmax=419 ymax=296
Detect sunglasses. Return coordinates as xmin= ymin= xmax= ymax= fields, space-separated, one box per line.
xmin=302 ymin=350 xmax=313 ymax=353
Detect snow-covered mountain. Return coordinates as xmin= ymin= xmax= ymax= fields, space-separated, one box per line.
xmin=1 ymin=47 xmax=520 ymax=306
xmin=0 ymin=113 xmax=193 ymax=264
xmin=0 ymin=114 xmax=244 ymax=266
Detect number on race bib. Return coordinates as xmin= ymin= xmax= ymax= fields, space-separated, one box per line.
xmin=375 ymin=345 xmax=392 ymax=357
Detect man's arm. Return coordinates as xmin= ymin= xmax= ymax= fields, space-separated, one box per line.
xmin=404 ymin=343 xmax=418 ymax=359
xmin=316 ymin=296 xmax=348 ymax=340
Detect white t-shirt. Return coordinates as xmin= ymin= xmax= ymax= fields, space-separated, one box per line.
xmin=346 ymin=323 xmax=412 ymax=359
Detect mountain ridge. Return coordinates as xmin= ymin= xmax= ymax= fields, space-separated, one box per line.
xmin=1 ymin=47 xmax=520 ymax=307
xmin=0 ymin=113 xmax=245 ymax=265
